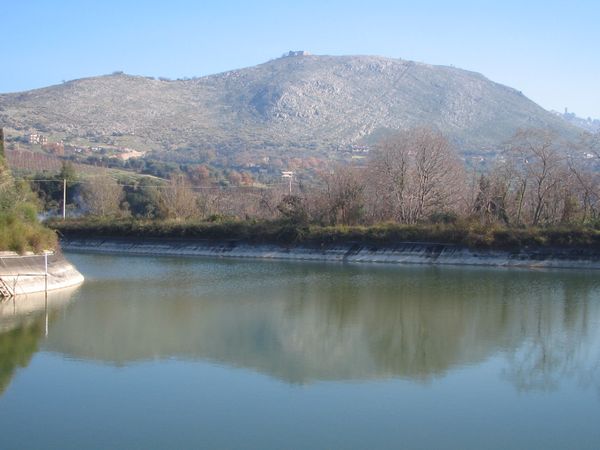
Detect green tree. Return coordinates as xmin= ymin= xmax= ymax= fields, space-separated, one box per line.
xmin=0 ymin=129 xmax=57 ymax=253
xmin=59 ymin=161 xmax=77 ymax=182
xmin=30 ymin=162 xmax=80 ymax=214
xmin=124 ymin=177 xmax=161 ymax=218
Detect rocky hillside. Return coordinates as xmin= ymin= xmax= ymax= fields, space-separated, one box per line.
xmin=0 ymin=54 xmax=581 ymax=159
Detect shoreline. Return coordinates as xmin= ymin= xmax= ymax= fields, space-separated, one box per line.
xmin=60 ymin=237 xmax=600 ymax=270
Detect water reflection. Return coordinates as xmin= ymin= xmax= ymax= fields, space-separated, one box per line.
xmin=41 ymin=257 xmax=600 ymax=390
xmin=0 ymin=287 xmax=78 ymax=394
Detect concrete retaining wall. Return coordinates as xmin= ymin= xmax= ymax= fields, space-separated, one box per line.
xmin=60 ymin=238 xmax=600 ymax=270
xmin=0 ymin=253 xmax=84 ymax=297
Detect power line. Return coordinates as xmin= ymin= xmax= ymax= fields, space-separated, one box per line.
xmin=19 ymin=177 xmax=299 ymax=190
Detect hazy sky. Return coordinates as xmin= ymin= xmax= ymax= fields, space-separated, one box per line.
xmin=3 ymin=0 xmax=598 ymax=118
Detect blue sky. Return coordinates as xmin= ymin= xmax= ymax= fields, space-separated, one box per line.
xmin=3 ymin=0 xmax=599 ymax=118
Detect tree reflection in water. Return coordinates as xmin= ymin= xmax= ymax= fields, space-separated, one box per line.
xmin=37 ymin=261 xmax=600 ymax=392
xmin=0 ymin=318 xmax=45 ymax=395
xmin=0 ymin=287 xmax=77 ymax=394
xmin=502 ymin=281 xmax=600 ymax=394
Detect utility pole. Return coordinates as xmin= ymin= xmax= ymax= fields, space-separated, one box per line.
xmin=44 ymin=251 xmax=48 ymax=293
xmin=62 ymin=178 xmax=67 ymax=220
xmin=44 ymin=251 xmax=49 ymax=336
xmin=281 ymin=171 xmax=294 ymax=195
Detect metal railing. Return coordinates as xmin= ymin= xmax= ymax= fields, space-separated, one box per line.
xmin=0 ymin=253 xmax=51 ymax=298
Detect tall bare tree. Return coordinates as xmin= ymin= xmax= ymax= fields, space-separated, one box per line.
xmin=82 ymin=174 xmax=125 ymax=217
xmin=409 ymin=128 xmax=465 ymax=222
xmin=157 ymin=174 xmax=199 ymax=220
xmin=505 ymin=129 xmax=567 ymax=226
xmin=366 ymin=128 xmax=465 ymax=224
xmin=367 ymin=134 xmax=410 ymax=222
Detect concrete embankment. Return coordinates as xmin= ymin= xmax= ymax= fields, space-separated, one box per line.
xmin=0 ymin=252 xmax=84 ymax=297
xmin=60 ymin=237 xmax=600 ymax=270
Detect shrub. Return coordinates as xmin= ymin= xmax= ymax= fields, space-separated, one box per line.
xmin=48 ymin=218 xmax=600 ymax=251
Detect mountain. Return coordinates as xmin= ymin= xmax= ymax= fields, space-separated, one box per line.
xmin=0 ymin=54 xmax=582 ymax=160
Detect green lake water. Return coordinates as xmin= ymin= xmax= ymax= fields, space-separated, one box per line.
xmin=1 ymin=253 xmax=600 ymax=449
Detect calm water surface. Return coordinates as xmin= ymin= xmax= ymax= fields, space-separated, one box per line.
xmin=1 ymin=253 xmax=600 ymax=449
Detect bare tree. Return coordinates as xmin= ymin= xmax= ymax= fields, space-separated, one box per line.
xmin=409 ymin=128 xmax=465 ymax=222
xmin=471 ymin=157 xmax=529 ymax=226
xmin=157 ymin=174 xmax=199 ymax=220
xmin=505 ymin=129 xmax=568 ymax=226
xmin=471 ymin=173 xmax=510 ymax=224
xmin=567 ymin=156 xmax=600 ymax=223
xmin=366 ymin=134 xmax=410 ymax=222
xmin=366 ymin=128 xmax=465 ymax=224
xmin=82 ymin=174 xmax=125 ymax=217
xmin=314 ymin=166 xmax=365 ymax=226
xmin=258 ymin=187 xmax=287 ymax=220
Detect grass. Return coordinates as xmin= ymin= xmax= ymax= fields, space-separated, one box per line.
xmin=0 ymin=212 xmax=57 ymax=254
xmin=0 ymin=158 xmax=58 ymax=254
xmin=48 ymin=217 xmax=600 ymax=251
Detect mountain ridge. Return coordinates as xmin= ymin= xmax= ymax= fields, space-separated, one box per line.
xmin=0 ymin=54 xmax=581 ymax=160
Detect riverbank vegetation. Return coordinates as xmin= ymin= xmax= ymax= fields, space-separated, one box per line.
xmin=0 ymin=129 xmax=57 ymax=253
xmin=49 ymin=218 xmax=600 ymax=250
xmin=37 ymin=127 xmax=600 ymax=250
